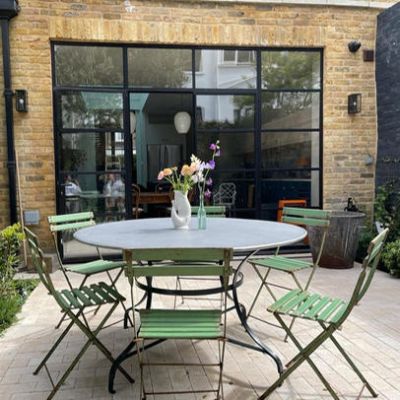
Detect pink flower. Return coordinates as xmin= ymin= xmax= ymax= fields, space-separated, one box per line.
xmin=204 ymin=189 xmax=212 ymax=198
xmin=157 ymin=171 xmax=164 ymax=180
xmin=206 ymin=178 xmax=213 ymax=186
xmin=210 ymin=143 xmax=217 ymax=151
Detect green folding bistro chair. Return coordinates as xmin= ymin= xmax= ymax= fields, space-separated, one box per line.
xmin=48 ymin=211 xmax=128 ymax=328
xmin=258 ymin=228 xmax=389 ymax=400
xmin=24 ymin=227 xmax=134 ymax=400
xmin=174 ymin=205 xmax=227 ymax=307
xmin=248 ymin=207 xmax=331 ymax=339
xmin=125 ymin=248 xmax=233 ymax=400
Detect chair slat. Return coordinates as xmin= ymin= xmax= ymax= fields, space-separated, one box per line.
xmin=90 ymin=284 xmax=116 ymax=302
xmin=99 ymin=282 xmax=125 ymax=301
xmin=283 ymin=216 xmax=330 ymax=227
xmin=80 ymin=286 xmax=105 ymax=305
xmin=304 ymin=296 xmax=331 ymax=319
xmin=71 ymin=289 xmax=93 ymax=307
xmin=283 ymin=207 xmax=330 ymax=219
xmin=293 ymin=293 xmax=321 ymax=315
xmin=132 ymin=264 xmax=227 ymax=277
xmin=48 ymin=212 xmax=94 ymax=224
xmin=131 ymin=248 xmax=232 ymax=263
xmin=268 ymin=289 xmax=302 ymax=312
xmin=49 ymin=220 xmax=96 ymax=232
xmin=61 ymin=289 xmax=82 ymax=309
xmin=318 ymin=299 xmax=344 ymax=321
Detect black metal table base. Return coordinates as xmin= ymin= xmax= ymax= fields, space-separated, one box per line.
xmin=109 ymin=253 xmax=283 ymax=393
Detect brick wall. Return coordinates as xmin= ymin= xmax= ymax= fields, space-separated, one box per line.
xmin=0 ymin=0 xmax=390 ymax=248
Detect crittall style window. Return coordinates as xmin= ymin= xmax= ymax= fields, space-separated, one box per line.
xmin=52 ymin=44 xmax=323 ymax=246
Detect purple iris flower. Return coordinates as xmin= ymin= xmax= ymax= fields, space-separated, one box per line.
xmin=209 ymin=143 xmax=217 ymax=151
xmin=204 ymin=189 xmax=212 ymax=198
xmin=207 ymin=160 xmax=215 ymax=170
xmin=206 ymin=178 xmax=213 ymax=186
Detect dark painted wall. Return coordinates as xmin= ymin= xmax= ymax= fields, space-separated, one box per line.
xmin=376 ymin=2 xmax=400 ymax=188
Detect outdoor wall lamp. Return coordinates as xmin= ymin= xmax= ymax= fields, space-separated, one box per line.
xmin=348 ymin=41 xmax=361 ymax=53
xmin=174 ymin=111 xmax=191 ymax=134
xmin=348 ymin=93 xmax=361 ymax=114
xmin=15 ymin=90 xmax=28 ymax=112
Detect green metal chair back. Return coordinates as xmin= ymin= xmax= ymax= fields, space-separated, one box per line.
xmin=282 ymin=207 xmax=331 ymax=265
xmin=48 ymin=211 xmax=96 ymax=270
xmin=24 ymin=227 xmax=62 ymax=306
xmin=129 ymin=248 xmax=232 ymax=281
xmin=191 ymin=205 xmax=226 ymax=217
xmin=336 ymin=228 xmax=389 ymax=327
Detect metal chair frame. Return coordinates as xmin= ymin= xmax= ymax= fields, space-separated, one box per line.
xmin=48 ymin=211 xmax=129 ymax=328
xmin=258 ymin=228 xmax=389 ymax=400
xmin=25 ymin=227 xmax=134 ymax=400
xmin=248 ymin=207 xmax=331 ymax=340
xmin=125 ymin=247 xmax=233 ymax=400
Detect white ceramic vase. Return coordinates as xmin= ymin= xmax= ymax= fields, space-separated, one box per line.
xmin=171 ymin=190 xmax=191 ymax=229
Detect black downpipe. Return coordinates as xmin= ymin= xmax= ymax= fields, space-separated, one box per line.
xmin=1 ymin=17 xmax=17 ymax=224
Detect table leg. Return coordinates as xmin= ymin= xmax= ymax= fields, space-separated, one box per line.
xmin=229 ymin=251 xmax=284 ymax=374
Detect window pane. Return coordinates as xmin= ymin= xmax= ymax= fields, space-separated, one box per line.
xmin=261 ymin=51 xmax=321 ymax=89
xmin=261 ymin=92 xmax=319 ymax=130
xmin=195 ymin=49 xmax=256 ymax=89
xmin=261 ymin=170 xmax=320 ymax=219
xmin=61 ymin=132 xmax=125 ymax=173
xmin=237 ymin=50 xmax=254 ymax=63
xmin=54 ymin=45 xmax=123 ymax=87
xmin=61 ymin=92 xmax=123 ymax=129
xmin=196 ymin=95 xmax=255 ymax=129
xmin=223 ymin=50 xmax=235 ymax=62
xmin=261 ymin=131 xmax=320 ymax=170
xmin=128 ymin=48 xmax=192 ymax=88
xmin=197 ymin=132 xmax=254 ymax=169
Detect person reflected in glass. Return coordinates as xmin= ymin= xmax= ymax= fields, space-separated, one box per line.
xmin=65 ymin=175 xmax=81 ymax=213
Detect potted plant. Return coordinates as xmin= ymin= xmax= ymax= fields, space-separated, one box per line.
xmin=381 ymin=239 xmax=400 ymax=278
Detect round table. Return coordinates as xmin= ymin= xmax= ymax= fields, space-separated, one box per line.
xmin=74 ymin=217 xmax=306 ymax=251
xmin=74 ymin=217 xmax=306 ymax=392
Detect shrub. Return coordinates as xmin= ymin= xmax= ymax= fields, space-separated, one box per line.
xmin=381 ymin=239 xmax=400 ymax=278
xmin=0 ymin=223 xmax=24 ymax=296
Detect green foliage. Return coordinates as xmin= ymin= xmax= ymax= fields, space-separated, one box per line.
xmin=381 ymin=239 xmax=400 ymax=278
xmin=374 ymin=183 xmax=400 ymax=243
xmin=0 ymin=279 xmax=39 ymax=335
xmin=356 ymin=225 xmax=377 ymax=263
xmin=0 ymin=223 xmax=24 ymax=296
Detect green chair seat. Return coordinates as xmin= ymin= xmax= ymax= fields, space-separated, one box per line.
xmin=267 ymin=289 xmax=348 ymax=325
xmin=139 ymin=309 xmax=222 ymax=339
xmin=56 ymin=281 xmax=126 ymax=310
xmin=66 ymin=259 xmax=126 ymax=275
xmin=249 ymin=255 xmax=312 ymax=272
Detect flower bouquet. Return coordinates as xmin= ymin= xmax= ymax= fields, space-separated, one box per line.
xmin=157 ymin=141 xmax=221 ymax=229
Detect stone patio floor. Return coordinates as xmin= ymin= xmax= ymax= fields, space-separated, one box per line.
xmin=1 ymin=258 xmax=400 ymax=400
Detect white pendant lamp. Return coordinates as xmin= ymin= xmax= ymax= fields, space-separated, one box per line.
xmin=174 ymin=111 xmax=191 ymax=134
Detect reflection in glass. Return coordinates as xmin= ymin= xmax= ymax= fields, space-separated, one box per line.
xmin=61 ymin=92 xmax=123 ymax=129
xmin=210 ymin=171 xmax=255 ymax=211
xmin=195 ymin=49 xmax=256 ymax=89
xmin=261 ymin=92 xmax=319 ymax=130
xmin=128 ymin=48 xmax=192 ymax=88
xmin=61 ymin=132 xmax=125 ymax=172
xmin=196 ymin=95 xmax=255 ymax=130
xmin=61 ymin=172 xmax=126 ymax=218
xmin=197 ymin=132 xmax=254 ymax=169
xmin=261 ymin=170 xmax=320 ymax=210
xmin=54 ymin=45 xmax=123 ymax=87
xmin=261 ymin=131 xmax=319 ymax=170
xmin=129 ymin=92 xmax=192 ymax=188
xmin=262 ymin=51 xmax=320 ymax=89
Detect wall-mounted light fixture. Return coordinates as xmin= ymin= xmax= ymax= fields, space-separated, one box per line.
xmin=348 ymin=93 xmax=361 ymax=114
xmin=174 ymin=111 xmax=191 ymax=134
xmin=15 ymin=89 xmax=28 ymax=112
xmin=348 ymin=41 xmax=361 ymax=53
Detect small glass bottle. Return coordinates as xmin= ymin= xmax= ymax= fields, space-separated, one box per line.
xmin=197 ymin=194 xmax=207 ymax=230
